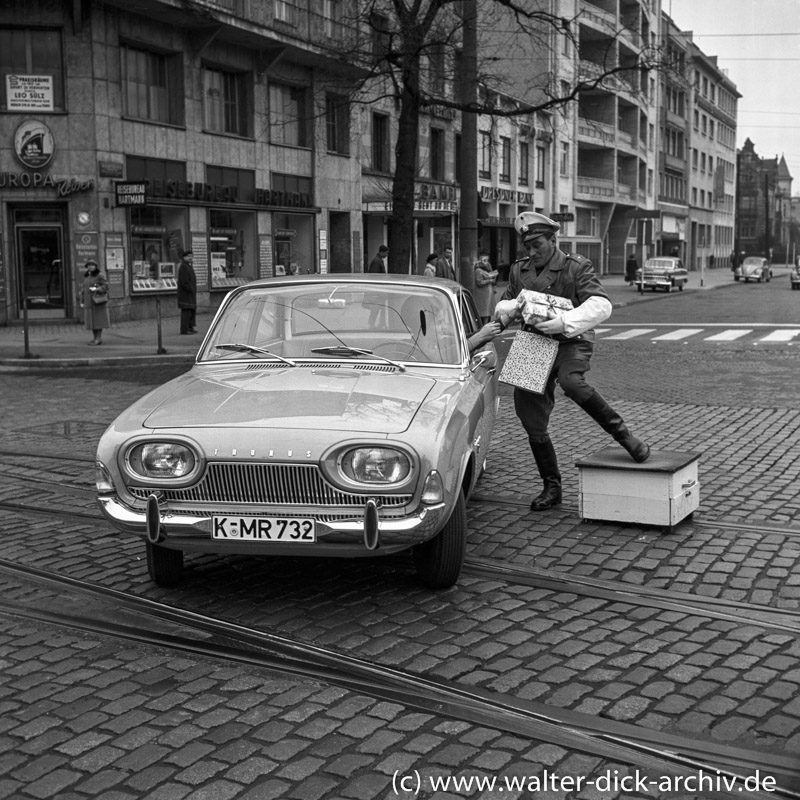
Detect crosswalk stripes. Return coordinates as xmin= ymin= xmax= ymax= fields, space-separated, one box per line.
xmin=596 ymin=327 xmax=800 ymax=343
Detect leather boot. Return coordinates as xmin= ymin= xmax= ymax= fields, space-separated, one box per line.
xmin=529 ymin=438 xmax=562 ymax=511
xmin=578 ymin=391 xmax=651 ymax=463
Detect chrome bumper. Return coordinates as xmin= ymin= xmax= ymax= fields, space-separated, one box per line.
xmin=97 ymin=495 xmax=448 ymax=556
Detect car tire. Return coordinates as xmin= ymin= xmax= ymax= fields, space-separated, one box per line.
xmin=734 ymin=276 xmax=740 ymax=281
xmin=146 ymin=540 xmax=184 ymax=586
xmin=413 ymin=490 xmax=466 ymax=589
xmin=678 ymin=283 xmax=684 ymax=291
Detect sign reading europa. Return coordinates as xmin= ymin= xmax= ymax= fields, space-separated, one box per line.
xmin=0 ymin=170 xmax=94 ymax=197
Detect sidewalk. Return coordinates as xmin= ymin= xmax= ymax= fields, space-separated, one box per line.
xmin=0 ymin=267 xmax=742 ymax=368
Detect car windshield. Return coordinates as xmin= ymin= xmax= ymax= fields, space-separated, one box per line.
xmin=199 ymin=282 xmax=464 ymax=365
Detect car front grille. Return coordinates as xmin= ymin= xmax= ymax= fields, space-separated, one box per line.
xmin=128 ymin=462 xmax=412 ymax=508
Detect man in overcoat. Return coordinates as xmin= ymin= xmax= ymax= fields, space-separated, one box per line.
xmin=497 ymin=212 xmax=650 ymax=511
xmin=177 ymin=250 xmax=197 ymax=334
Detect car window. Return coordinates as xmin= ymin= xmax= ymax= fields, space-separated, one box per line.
xmin=199 ymin=283 xmax=463 ymax=365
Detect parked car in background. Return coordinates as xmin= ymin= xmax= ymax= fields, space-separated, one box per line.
xmin=637 ymin=257 xmax=689 ymax=293
xmin=790 ymin=258 xmax=800 ymax=290
xmin=735 ymin=257 xmax=772 ymax=283
xmin=95 ymin=274 xmax=499 ymax=590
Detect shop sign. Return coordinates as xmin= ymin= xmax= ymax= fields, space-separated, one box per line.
xmin=551 ymin=212 xmax=574 ymax=222
xmin=6 ymin=76 xmax=53 ymax=112
xmin=114 ymin=181 xmax=147 ymax=206
xmin=138 ymin=177 xmax=314 ymax=209
xmin=0 ymin=170 xmax=94 ymax=196
xmin=480 ymin=186 xmax=534 ymax=205
xmin=13 ymin=119 xmax=55 ymax=169
xmin=415 ymin=182 xmax=458 ymax=201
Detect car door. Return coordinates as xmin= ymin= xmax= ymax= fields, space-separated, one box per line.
xmin=458 ymin=290 xmax=498 ymax=487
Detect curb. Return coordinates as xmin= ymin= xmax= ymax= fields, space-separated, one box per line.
xmin=0 ymin=353 xmax=195 ymax=369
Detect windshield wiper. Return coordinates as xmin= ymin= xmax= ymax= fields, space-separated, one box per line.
xmin=310 ymin=345 xmax=406 ymax=372
xmin=214 ymin=343 xmax=296 ymax=366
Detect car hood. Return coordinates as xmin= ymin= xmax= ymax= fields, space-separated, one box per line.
xmin=141 ymin=366 xmax=440 ymax=433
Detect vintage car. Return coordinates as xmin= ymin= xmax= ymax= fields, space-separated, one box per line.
xmin=735 ymin=257 xmax=772 ymax=283
xmin=95 ymin=275 xmax=499 ymax=590
xmin=637 ymin=257 xmax=689 ymax=293
xmin=791 ymin=258 xmax=800 ymax=290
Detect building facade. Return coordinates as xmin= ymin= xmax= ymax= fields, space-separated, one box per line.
xmin=0 ymin=0 xmax=363 ymax=325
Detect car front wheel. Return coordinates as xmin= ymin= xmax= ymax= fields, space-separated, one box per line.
xmin=146 ymin=540 xmax=184 ymax=586
xmin=413 ymin=490 xmax=467 ymax=589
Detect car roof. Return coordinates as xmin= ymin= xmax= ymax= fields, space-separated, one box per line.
xmin=245 ymin=273 xmax=463 ymax=290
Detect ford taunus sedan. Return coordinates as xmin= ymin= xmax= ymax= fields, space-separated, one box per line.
xmin=735 ymin=257 xmax=772 ymax=283
xmin=637 ymin=257 xmax=689 ymax=293
xmin=95 ymin=275 xmax=499 ymax=590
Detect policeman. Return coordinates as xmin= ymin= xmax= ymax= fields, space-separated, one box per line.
xmin=497 ymin=211 xmax=650 ymax=512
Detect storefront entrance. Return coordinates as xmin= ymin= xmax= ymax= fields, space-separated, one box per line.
xmin=13 ymin=207 xmax=68 ymax=319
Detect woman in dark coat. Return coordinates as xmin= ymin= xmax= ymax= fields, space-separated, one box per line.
xmin=82 ymin=260 xmax=110 ymax=345
xmin=625 ymin=253 xmax=638 ymax=286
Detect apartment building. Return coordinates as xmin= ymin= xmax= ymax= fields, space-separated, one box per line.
xmin=685 ymin=37 xmax=740 ymax=271
xmin=0 ymin=0 xmax=362 ymax=325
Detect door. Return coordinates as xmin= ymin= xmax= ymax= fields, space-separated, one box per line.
xmin=15 ymin=221 xmax=67 ymax=319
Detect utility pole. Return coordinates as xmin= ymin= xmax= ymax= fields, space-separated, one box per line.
xmin=457 ymin=0 xmax=477 ymax=294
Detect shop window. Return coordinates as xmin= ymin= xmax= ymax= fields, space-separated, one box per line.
xmin=275 ymin=0 xmax=296 ymax=24
xmin=0 ymin=27 xmax=65 ymax=111
xmin=372 ymin=113 xmax=390 ymax=172
xmin=129 ymin=205 xmax=188 ymax=293
xmin=326 ymin=94 xmax=350 ymax=155
xmin=575 ymin=207 xmax=597 ymax=237
xmin=273 ymin=212 xmax=314 ymax=275
xmin=209 ymin=209 xmax=255 ymax=289
xmin=204 ymin=66 xmax=250 ymax=137
xmin=269 ymin=82 xmax=309 ymax=147
xmin=121 ymin=43 xmax=183 ymax=125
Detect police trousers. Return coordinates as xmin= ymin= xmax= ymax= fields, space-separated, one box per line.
xmin=513 ymin=339 xmax=595 ymax=443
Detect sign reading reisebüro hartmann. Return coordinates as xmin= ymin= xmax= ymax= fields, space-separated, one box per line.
xmin=114 ymin=181 xmax=147 ymax=206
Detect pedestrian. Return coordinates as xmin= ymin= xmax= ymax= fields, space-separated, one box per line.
xmin=435 ymin=246 xmax=455 ymax=280
xmin=368 ymin=244 xmax=389 ymax=273
xmin=730 ymin=250 xmax=738 ymax=272
xmin=474 ymin=250 xmax=498 ymax=323
xmin=423 ymin=252 xmax=438 ymax=278
xmin=496 ymin=211 xmax=650 ymax=512
xmin=82 ymin=259 xmax=110 ymax=346
xmin=625 ymin=252 xmax=638 ymax=286
xmin=177 ymin=250 xmax=197 ymax=335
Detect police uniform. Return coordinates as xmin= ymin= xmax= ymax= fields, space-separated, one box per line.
xmin=498 ymin=212 xmax=650 ymax=512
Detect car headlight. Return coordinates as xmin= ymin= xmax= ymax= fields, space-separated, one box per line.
xmin=127 ymin=442 xmax=197 ymax=479
xmin=339 ymin=447 xmax=411 ymax=485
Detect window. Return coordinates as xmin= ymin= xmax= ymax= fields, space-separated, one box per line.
xmin=428 ymin=45 xmax=445 ymax=98
xmin=519 ymin=141 xmax=529 ymax=185
xmin=536 ymin=146 xmax=546 ymax=188
xmin=275 ymin=0 xmax=296 ymax=24
xmin=559 ymin=142 xmax=569 ymax=177
xmin=0 ymin=27 xmax=65 ymax=111
xmin=454 ymin=133 xmax=461 ymax=182
xmin=326 ymin=94 xmax=349 ymax=155
xmin=371 ymin=12 xmax=391 ymax=59
xmin=269 ymin=83 xmax=309 ymax=147
xmin=372 ymin=113 xmax=390 ymax=172
xmin=500 ymin=137 xmax=511 ymax=182
xmin=575 ymin=207 xmax=597 ymax=237
xmin=122 ymin=44 xmax=182 ymax=124
xmin=323 ymin=0 xmax=341 ymax=38
xmin=479 ymin=131 xmax=492 ymax=179
xmin=430 ymin=127 xmax=445 ymax=181
xmin=204 ymin=66 xmax=249 ymax=136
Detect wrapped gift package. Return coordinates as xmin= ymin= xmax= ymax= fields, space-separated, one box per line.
xmin=517 ymin=290 xmax=574 ymax=324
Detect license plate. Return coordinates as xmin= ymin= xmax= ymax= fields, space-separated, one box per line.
xmin=212 ymin=515 xmax=316 ymax=542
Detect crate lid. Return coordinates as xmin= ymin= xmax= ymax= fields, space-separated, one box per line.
xmin=575 ymin=447 xmax=701 ymax=473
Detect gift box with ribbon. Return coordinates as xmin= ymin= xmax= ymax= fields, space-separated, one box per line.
xmin=517 ymin=290 xmax=573 ymax=325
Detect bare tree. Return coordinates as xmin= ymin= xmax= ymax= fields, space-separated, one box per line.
xmin=324 ymin=0 xmax=663 ymax=280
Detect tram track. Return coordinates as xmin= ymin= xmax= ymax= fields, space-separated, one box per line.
xmin=1 ymin=491 xmax=798 ymax=630
xmin=0 ymin=557 xmax=797 ymax=800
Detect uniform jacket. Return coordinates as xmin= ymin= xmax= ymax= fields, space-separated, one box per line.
xmin=177 ymin=258 xmax=197 ymax=309
xmin=500 ymin=248 xmax=610 ymax=342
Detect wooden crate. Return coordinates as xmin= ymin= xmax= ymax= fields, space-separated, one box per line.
xmin=575 ymin=448 xmax=700 ymax=532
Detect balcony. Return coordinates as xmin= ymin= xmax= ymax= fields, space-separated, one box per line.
xmin=576 ymin=176 xmax=615 ymax=199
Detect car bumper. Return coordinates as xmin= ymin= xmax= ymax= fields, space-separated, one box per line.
xmin=97 ymin=494 xmax=449 ymax=556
